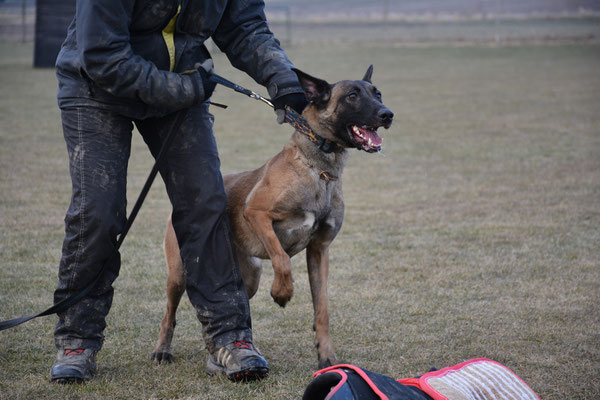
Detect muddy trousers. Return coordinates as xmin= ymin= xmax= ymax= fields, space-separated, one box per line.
xmin=53 ymin=104 xmax=251 ymax=354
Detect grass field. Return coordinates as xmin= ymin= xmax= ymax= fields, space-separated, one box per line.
xmin=267 ymin=17 xmax=600 ymax=45
xmin=0 ymin=41 xmax=599 ymax=399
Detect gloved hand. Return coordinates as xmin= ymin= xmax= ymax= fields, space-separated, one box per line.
xmin=272 ymin=92 xmax=309 ymax=124
xmin=190 ymin=59 xmax=217 ymax=103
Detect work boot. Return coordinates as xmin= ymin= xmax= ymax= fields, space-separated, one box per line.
xmin=206 ymin=340 xmax=269 ymax=382
xmin=50 ymin=348 xmax=97 ymax=384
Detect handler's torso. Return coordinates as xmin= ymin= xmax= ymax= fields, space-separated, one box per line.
xmin=127 ymin=0 xmax=225 ymax=71
xmin=56 ymin=0 xmax=278 ymax=119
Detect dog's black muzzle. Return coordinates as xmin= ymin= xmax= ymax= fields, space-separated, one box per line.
xmin=378 ymin=107 xmax=394 ymax=129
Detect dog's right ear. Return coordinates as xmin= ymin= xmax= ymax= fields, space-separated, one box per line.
xmin=292 ymin=68 xmax=331 ymax=104
xmin=362 ymin=65 xmax=373 ymax=83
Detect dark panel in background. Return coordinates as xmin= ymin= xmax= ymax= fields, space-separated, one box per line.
xmin=34 ymin=0 xmax=75 ymax=68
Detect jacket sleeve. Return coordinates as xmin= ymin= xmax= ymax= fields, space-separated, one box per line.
xmin=75 ymin=0 xmax=201 ymax=109
xmin=211 ymin=0 xmax=303 ymax=100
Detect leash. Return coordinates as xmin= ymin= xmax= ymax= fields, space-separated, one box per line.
xmin=0 ymin=109 xmax=188 ymax=331
xmin=208 ymin=74 xmax=340 ymax=153
xmin=209 ymin=73 xmax=275 ymax=109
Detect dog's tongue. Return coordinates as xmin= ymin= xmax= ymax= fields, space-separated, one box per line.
xmin=358 ymin=127 xmax=383 ymax=146
xmin=353 ymin=126 xmax=383 ymax=151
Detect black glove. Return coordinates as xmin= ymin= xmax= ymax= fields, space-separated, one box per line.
xmin=190 ymin=59 xmax=217 ymax=103
xmin=272 ymin=92 xmax=309 ymax=124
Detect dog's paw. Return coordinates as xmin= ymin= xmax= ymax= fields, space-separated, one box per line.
xmin=270 ymin=280 xmax=293 ymax=307
xmin=317 ymin=354 xmax=338 ymax=369
xmin=150 ymin=350 xmax=173 ymax=363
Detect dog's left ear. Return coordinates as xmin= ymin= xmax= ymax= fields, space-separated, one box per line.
xmin=362 ymin=65 xmax=374 ymax=83
xmin=292 ymin=68 xmax=331 ymax=104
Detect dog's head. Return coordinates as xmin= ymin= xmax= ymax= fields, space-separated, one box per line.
xmin=293 ymin=65 xmax=393 ymax=153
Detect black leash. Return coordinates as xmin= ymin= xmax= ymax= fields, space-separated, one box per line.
xmin=0 ymin=109 xmax=188 ymax=331
xmin=208 ymin=73 xmax=275 ymax=108
xmin=207 ymin=73 xmax=340 ymax=152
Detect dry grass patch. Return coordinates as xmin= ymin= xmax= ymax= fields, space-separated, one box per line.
xmin=1 ymin=42 xmax=599 ymax=399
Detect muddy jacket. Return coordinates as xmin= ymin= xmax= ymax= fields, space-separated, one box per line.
xmin=56 ymin=0 xmax=303 ymax=119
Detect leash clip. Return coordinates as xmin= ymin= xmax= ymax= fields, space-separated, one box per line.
xmin=250 ymin=92 xmax=274 ymax=108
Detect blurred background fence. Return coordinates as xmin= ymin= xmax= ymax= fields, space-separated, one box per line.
xmin=0 ymin=0 xmax=598 ymax=61
xmin=0 ymin=0 xmax=35 ymax=42
xmin=264 ymin=0 xmax=600 ymax=45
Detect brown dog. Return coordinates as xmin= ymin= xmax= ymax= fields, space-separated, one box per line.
xmin=151 ymin=66 xmax=393 ymax=368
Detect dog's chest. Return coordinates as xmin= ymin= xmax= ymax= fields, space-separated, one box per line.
xmin=273 ymin=181 xmax=338 ymax=257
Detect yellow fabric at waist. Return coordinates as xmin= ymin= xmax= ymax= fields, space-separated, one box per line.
xmin=161 ymin=5 xmax=181 ymax=72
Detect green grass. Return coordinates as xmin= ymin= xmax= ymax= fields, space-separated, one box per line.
xmin=1 ymin=41 xmax=599 ymax=399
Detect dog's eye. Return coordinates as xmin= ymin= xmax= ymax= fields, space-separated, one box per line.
xmin=376 ymin=92 xmax=382 ymax=101
xmin=347 ymin=93 xmax=358 ymax=100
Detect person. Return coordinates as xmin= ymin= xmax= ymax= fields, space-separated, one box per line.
xmin=50 ymin=0 xmax=308 ymax=384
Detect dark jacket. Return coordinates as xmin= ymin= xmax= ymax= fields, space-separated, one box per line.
xmin=56 ymin=0 xmax=303 ymax=119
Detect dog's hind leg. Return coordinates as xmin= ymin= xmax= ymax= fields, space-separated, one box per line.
xmin=237 ymin=252 xmax=263 ymax=299
xmin=306 ymin=241 xmax=338 ymax=369
xmin=151 ymin=218 xmax=185 ymax=363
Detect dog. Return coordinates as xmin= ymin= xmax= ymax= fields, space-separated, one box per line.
xmin=151 ymin=66 xmax=393 ymax=368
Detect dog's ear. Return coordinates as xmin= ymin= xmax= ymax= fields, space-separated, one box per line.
xmin=292 ymin=68 xmax=331 ymax=104
xmin=362 ymin=65 xmax=373 ymax=83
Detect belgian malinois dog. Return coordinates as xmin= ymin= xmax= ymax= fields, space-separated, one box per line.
xmin=151 ymin=66 xmax=393 ymax=368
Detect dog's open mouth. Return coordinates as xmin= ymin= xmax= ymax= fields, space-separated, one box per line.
xmin=348 ymin=125 xmax=383 ymax=153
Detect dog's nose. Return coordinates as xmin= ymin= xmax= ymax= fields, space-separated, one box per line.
xmin=378 ymin=108 xmax=394 ymax=125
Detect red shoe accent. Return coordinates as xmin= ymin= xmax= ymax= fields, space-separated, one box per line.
xmin=233 ymin=340 xmax=251 ymax=350
xmin=64 ymin=349 xmax=85 ymax=356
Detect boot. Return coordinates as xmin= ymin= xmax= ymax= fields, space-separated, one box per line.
xmin=206 ymin=340 xmax=269 ymax=382
xmin=50 ymin=348 xmax=97 ymax=384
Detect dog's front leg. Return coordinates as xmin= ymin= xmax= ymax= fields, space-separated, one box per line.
xmin=306 ymin=241 xmax=337 ymax=368
xmin=243 ymin=208 xmax=293 ymax=307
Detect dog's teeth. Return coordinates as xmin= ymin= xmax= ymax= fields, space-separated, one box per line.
xmin=352 ymin=126 xmax=365 ymax=139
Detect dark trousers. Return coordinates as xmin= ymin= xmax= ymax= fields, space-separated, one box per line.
xmin=54 ymin=104 xmax=251 ymax=353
